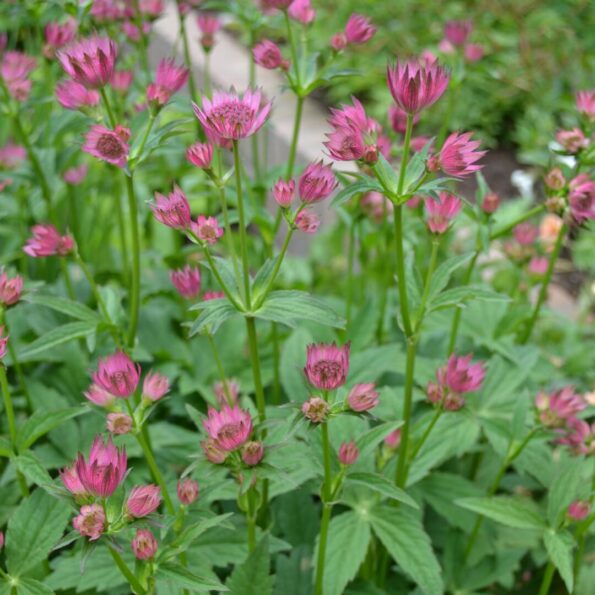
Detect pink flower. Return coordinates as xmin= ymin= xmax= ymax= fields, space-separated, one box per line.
xmin=576 ymin=90 xmax=595 ymax=119
xmin=57 ymin=36 xmax=118 ymax=89
xmin=60 ymin=464 xmax=87 ymax=496
xmin=147 ymin=58 xmax=189 ymax=107
xmin=330 ymin=33 xmax=347 ymax=52
xmin=482 ymin=192 xmax=500 ymax=214
xmin=73 ymin=504 xmax=106 ymax=541
xmin=191 ymin=215 xmax=224 ymax=244
xmin=253 ymin=40 xmax=288 ymax=70
xmin=431 ymin=131 xmax=485 ymax=178
xmin=203 ymin=405 xmax=253 ymax=451
xmin=444 ymin=354 xmax=485 ymax=394
xmin=0 ymin=327 xmax=7 ymax=360
xmin=387 ymin=60 xmax=450 ymax=114
xmin=535 ymin=386 xmax=586 ymax=428
xmin=56 ymin=80 xmax=100 ymax=110
xmin=110 ymin=69 xmax=133 ymax=93
xmin=464 ymin=43 xmax=484 ymax=63
xmin=302 ymin=396 xmax=329 ymax=423
xmin=242 ymin=441 xmax=265 ymax=466
xmin=0 ymin=142 xmax=26 ymax=169
xmin=1 ymin=51 xmax=36 ymax=100
xmin=142 ymin=371 xmax=170 ymax=401
xmin=557 ymin=418 xmax=595 ymax=456
xmin=132 ymin=529 xmax=158 ymax=560
xmin=192 ymin=88 xmax=272 ymax=140
xmin=513 ymin=222 xmax=538 ymax=246
xmin=273 ymin=178 xmax=295 ymax=207
xmin=348 ymin=383 xmax=379 ymax=412
xmin=201 ymin=438 xmax=228 ymax=463
xmin=75 ymin=435 xmax=127 ymax=497
xmin=438 ymin=39 xmax=455 ymax=55
xmin=197 ymin=13 xmax=221 ymax=50
xmin=444 ymin=20 xmax=472 ymax=46
xmin=91 ymin=0 xmax=124 ymax=21
xmin=214 ymin=378 xmax=240 ymax=407
xmin=556 ymin=128 xmax=588 ymax=154
xmin=344 ymin=14 xmax=376 ymax=45
xmin=0 ymin=271 xmax=23 ymax=307
xmin=544 ymin=168 xmax=565 ymax=191
xmin=289 ymin=0 xmax=316 ymax=25
xmin=151 ymin=185 xmax=192 ymax=230
xmin=304 ymin=342 xmax=350 ymax=390
xmin=83 ymin=124 xmax=129 ymax=168
xmin=170 ymin=265 xmax=201 ymax=299
xmin=424 ymin=193 xmax=462 ymax=234
xmin=410 ymin=136 xmax=432 ymax=153
xmin=568 ymin=501 xmax=591 ymax=521
xmin=127 ymin=484 xmax=162 ymax=517
xmin=295 ymin=209 xmax=320 ymax=233
xmin=338 ymin=440 xmax=359 ymax=465
xmin=186 ymin=142 xmax=213 ymax=169
xmin=360 ymin=191 xmax=393 ymax=223
xmin=298 ymin=161 xmax=337 ymax=203
xmin=384 ymin=428 xmax=401 ymax=449
xmin=92 ymin=351 xmax=141 ymax=398
xmin=64 ymin=164 xmax=88 ymax=185
xmin=23 ymin=224 xmax=74 ymax=257
xmin=84 ymin=383 xmax=116 ymax=407
xmin=528 ymin=256 xmax=548 ymax=277
xmin=44 ymin=19 xmax=77 ymax=58
xmin=568 ymin=174 xmax=595 ymax=221
xmin=177 ymin=478 xmax=199 ymax=505
xmin=106 ymin=412 xmax=133 ymax=435
xmin=140 ymin=0 xmax=164 ymax=18
xmin=388 ymin=105 xmax=419 ymax=135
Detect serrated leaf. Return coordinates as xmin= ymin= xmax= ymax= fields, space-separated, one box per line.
xmin=427 ymin=285 xmax=509 ymax=312
xmin=170 ymin=513 xmax=235 ymax=552
xmin=456 ymin=496 xmax=546 ymax=530
xmin=14 ymin=578 xmax=54 ymax=595
xmin=155 ymin=562 xmax=228 ymax=592
xmin=546 ymin=458 xmax=592 ymax=527
xmin=426 ymin=254 xmax=474 ymax=302
xmin=543 ymin=530 xmax=575 ymax=593
xmin=373 ymin=154 xmax=399 ymax=195
xmin=17 ymin=407 xmax=86 ymax=451
xmin=14 ymin=451 xmax=53 ymax=489
xmin=356 ymin=420 xmax=403 ymax=458
xmin=331 ymin=178 xmax=383 ymax=207
xmin=226 ymin=536 xmax=272 ymax=595
xmin=19 ymin=321 xmax=97 ymax=361
xmin=345 ymin=472 xmax=418 ymax=508
xmin=189 ymin=299 xmax=239 ymax=336
xmin=25 ymin=294 xmax=100 ymax=321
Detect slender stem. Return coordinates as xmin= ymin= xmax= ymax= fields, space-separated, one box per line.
xmin=216 ymin=185 xmax=241 ymax=287
xmin=286 ymin=95 xmax=304 ymax=179
xmin=202 ymin=247 xmax=242 ymax=310
xmin=315 ymin=420 xmax=333 ymax=595
xmin=245 ymin=317 xmax=266 ymax=423
xmin=414 ymin=238 xmax=440 ymax=333
xmin=109 ymin=546 xmax=147 ymax=595
xmin=135 ymin=113 xmax=156 ymax=164
xmin=99 ymin=87 xmax=117 ymax=128
xmin=246 ymin=488 xmax=257 ymax=553
xmin=125 ymin=174 xmax=141 ymax=348
xmin=284 ymin=10 xmax=300 ymax=89
xmin=346 ymin=222 xmax=356 ymax=328
xmin=489 ymin=205 xmax=545 ymax=240
xmin=206 ymin=333 xmax=234 ymax=406
xmin=60 ymin=259 xmax=76 ymax=301
xmin=436 ymin=84 xmax=457 ymax=149
xmin=67 ymin=187 xmax=80 ymax=248
xmin=395 ymin=339 xmax=417 ymax=487
xmin=448 ymin=252 xmax=479 ymax=354
xmin=408 ymin=408 xmax=443 ymax=463
xmin=396 ymin=113 xmax=414 ymax=202
xmin=519 ymin=223 xmax=566 ymax=344
xmin=377 ymin=202 xmax=392 ymax=344
xmin=393 ymin=207 xmax=413 ymax=338
xmin=538 ymin=561 xmax=555 ymax=595
xmin=115 ymin=189 xmax=130 ymax=284
xmin=271 ymin=324 xmax=281 ymax=405
xmin=179 ymin=13 xmax=199 ymax=105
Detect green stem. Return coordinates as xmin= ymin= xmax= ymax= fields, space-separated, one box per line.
xmin=414 ymin=238 xmax=440 ymax=333
xmin=393 ymin=207 xmax=413 ymax=338
xmin=346 ymin=222 xmax=356 ymax=328
xmin=376 ymin=202 xmax=392 ymax=344
xmin=538 ymin=561 xmax=555 ymax=595
xmin=448 ymin=251 xmax=479 ymax=354
xmin=206 ymin=333 xmax=233 ymax=406
xmin=60 ymin=259 xmax=76 ymax=301
xmin=396 ymin=114 xmax=414 ymax=204
xmin=245 ymin=317 xmax=266 ymax=424
xmin=99 ymin=87 xmax=117 ymax=128
xmin=408 ymin=408 xmax=443 ymax=463
xmin=109 ymin=546 xmax=147 ymax=595
xmin=286 ymin=95 xmax=304 ymax=179
xmin=246 ymin=488 xmax=257 ymax=553
xmin=284 ymin=10 xmax=301 ymax=89
xmin=125 ymin=174 xmax=141 ymax=348
xmin=202 ymin=247 xmax=242 ymax=310
xmin=135 ymin=114 xmax=156 ymax=163
xmin=436 ymin=84 xmax=457 ymax=149
xmin=489 ymin=205 xmax=545 ymax=240
xmin=315 ymin=420 xmax=333 ymax=595
xmin=179 ymin=13 xmax=199 ymax=106
xmin=519 ymin=223 xmax=566 ymax=344
xmin=115 ymin=184 xmax=130 ymax=284
xmin=271 ymin=324 xmax=281 ymax=405
xmin=216 ymin=185 xmax=241 ymax=288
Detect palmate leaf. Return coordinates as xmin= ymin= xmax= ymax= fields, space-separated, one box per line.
xmin=345 ymin=472 xmax=418 ymax=508
xmin=543 ymin=530 xmax=575 ymax=593
xmin=156 ymin=562 xmax=228 ymax=592
xmin=456 ymin=496 xmax=546 ymax=530
xmin=17 ymin=407 xmax=86 ymax=451
xmin=24 ymin=294 xmax=100 ymax=322
xmin=189 ymin=298 xmax=239 ymax=336
xmin=226 ymin=536 xmax=272 ymax=595
xmin=332 ymin=178 xmax=384 ymax=207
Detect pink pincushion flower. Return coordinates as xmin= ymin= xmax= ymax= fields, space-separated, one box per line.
xmin=535 ymin=386 xmax=586 ymax=428
xmin=93 ymin=351 xmax=141 ymax=398
xmin=568 ymin=174 xmax=595 ymax=221
xmin=513 ymin=222 xmax=538 ymax=246
xmin=142 ymin=370 xmax=170 ymax=401
xmin=1 ymin=51 xmax=36 ymax=100
xmin=289 ymin=0 xmax=316 ymax=25
xmin=201 ymin=437 xmax=228 ymax=463
xmin=0 ymin=143 xmax=26 ymax=169
xmin=127 ymin=484 xmax=162 ymax=517
xmin=170 ymin=265 xmax=201 ymax=299
xmin=83 ymin=124 xmax=129 ymax=168
xmin=57 ymin=36 xmax=118 ymax=89
xmin=432 ymin=131 xmax=485 ymax=178
xmin=197 ymin=13 xmax=222 ymax=49
xmin=106 ymin=412 xmax=133 ymax=435
xmin=75 ymin=435 xmax=127 ymax=498
xmin=304 ymin=342 xmax=350 ymax=390
xmin=445 ymin=354 xmax=485 ymax=394
xmin=387 ymin=60 xmax=450 ymax=114
xmin=84 ymin=383 xmax=116 ymax=407
xmin=151 ymin=185 xmax=192 ymax=230
xmin=344 ymin=14 xmax=376 ymax=45
xmin=557 ymin=418 xmax=595 ymax=456
xmin=44 ymin=19 xmax=77 ymax=58
xmin=273 ymin=178 xmax=295 ymax=207
xmin=388 ymin=105 xmax=419 ymax=135
xmin=253 ymin=40 xmax=288 ymax=70
xmin=64 ymin=164 xmax=88 ymax=185
xmin=338 ymin=441 xmax=359 ymax=465
xmin=56 ymin=80 xmax=100 ymax=110
xmin=186 ymin=142 xmax=213 ymax=169
xmin=444 ymin=20 xmax=472 ymax=46
xmin=0 ymin=327 xmax=7 ymax=360
xmin=177 ymin=478 xmax=199 ymax=505
xmin=147 ymin=58 xmax=189 ymax=107
xmin=242 ymin=441 xmax=265 ymax=466
xmin=464 ymin=44 xmax=484 ymax=63
xmin=568 ymin=501 xmax=591 ymax=521
xmin=60 ymin=464 xmax=87 ymax=496
xmin=0 ymin=271 xmax=23 ymax=307
xmin=191 ymin=215 xmax=224 ymax=245
xmin=214 ymin=378 xmax=240 ymax=407
xmin=24 ymin=224 xmax=74 ymax=257
xmin=203 ymin=405 xmax=253 ymax=451
xmin=576 ymin=90 xmax=595 ymax=119
xmin=192 ymin=88 xmax=272 ymax=140
xmin=302 ymin=396 xmax=329 ymax=423
xmin=348 ymin=383 xmax=379 ymax=412
xmin=556 ymin=128 xmax=588 ymax=154
xmin=73 ymin=504 xmax=105 ymax=541
xmin=132 ymin=529 xmax=158 ymax=560
xmin=424 ymin=192 xmax=462 ymax=233
xmin=298 ymin=161 xmax=337 ymax=202
xmin=110 ymin=69 xmax=133 ymax=93
xmin=295 ymin=209 xmax=320 ymax=233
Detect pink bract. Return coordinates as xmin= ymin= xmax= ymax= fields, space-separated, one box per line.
xmin=23 ymin=224 xmax=74 ymax=257
xmin=92 ymin=351 xmax=141 ymax=398
xmin=304 ymin=342 xmax=350 ymax=390
xmin=73 ymin=504 xmax=106 ymax=541
xmin=127 ymin=484 xmax=162 ymax=517
xmin=203 ymin=405 xmax=253 ymax=451
xmin=57 ymin=36 xmax=118 ymax=89
xmin=424 ymin=193 xmax=462 ymax=234
xmin=82 ymin=124 xmax=129 ymax=168
xmin=151 ymin=185 xmax=192 ymax=229
xmin=170 ymin=265 xmax=201 ymax=299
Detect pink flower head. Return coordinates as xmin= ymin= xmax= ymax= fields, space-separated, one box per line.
xmin=568 ymin=500 xmax=591 ymax=521
xmin=84 ymin=383 xmax=116 ymax=407
xmin=203 ymin=405 xmax=253 ymax=451
xmin=177 ymin=477 xmax=199 ymax=505
xmin=513 ymin=222 xmax=538 ymax=246
xmin=57 ymin=36 xmax=118 ymax=89
xmin=197 ymin=13 xmax=221 ymax=50
xmin=273 ymin=178 xmax=295 ymax=207
xmin=23 ymin=224 xmax=74 ymax=257
xmin=132 ymin=529 xmax=158 ymax=560
xmin=64 ymin=164 xmax=88 ymax=185
xmin=142 ymin=371 xmax=170 ymax=401
xmin=444 ymin=20 xmax=473 ymax=46
xmin=544 ymin=168 xmax=566 ymax=191
xmin=0 ymin=327 xmax=7 ymax=361
xmin=535 ymin=386 xmax=586 ymax=428
xmin=302 ymin=396 xmax=329 ymax=423
xmin=83 ymin=124 xmax=129 ymax=168
xmin=191 ymin=215 xmax=224 ymax=245
xmin=424 ymin=192 xmax=462 ymax=234
xmin=151 ymin=185 xmax=192 ymax=230
xmin=127 ymin=484 xmax=162 ymax=517
xmin=304 ymin=342 xmax=350 ymax=390
xmin=147 ymin=58 xmax=189 ymax=107
xmin=295 ymin=209 xmax=320 ymax=233
xmin=91 ymin=0 xmax=124 ymax=21
xmin=1 ymin=51 xmax=36 ymax=100
xmin=384 ymin=428 xmax=401 ymax=449
xmin=330 ymin=33 xmax=348 ymax=52
xmin=60 ymin=464 xmax=87 ymax=496
xmin=360 ymin=191 xmax=394 ymax=224
xmin=556 ymin=128 xmax=588 ymax=154
xmin=140 ymin=0 xmax=164 ymax=18
xmin=298 ymin=161 xmax=337 ymax=203
xmin=344 ymin=14 xmax=376 ymax=45
xmin=73 ymin=504 xmax=106 ymax=541
xmin=92 ymin=351 xmax=141 ymax=398
xmin=426 ymin=380 xmax=445 ymax=405
xmin=576 ymin=90 xmax=595 ymax=119
xmin=242 ymin=440 xmax=265 ymax=466
xmin=201 ymin=437 xmax=228 ymax=463
xmin=388 ymin=105 xmax=419 ymax=135
xmin=482 ymin=192 xmax=500 ymax=214
xmin=445 ymin=354 xmax=485 ymax=394
xmin=106 ymin=412 xmax=133 ymax=435
xmin=289 ymin=0 xmax=316 ymax=25
xmin=253 ymin=40 xmax=288 ymax=70
xmin=528 ymin=256 xmax=548 ymax=277
xmin=0 ymin=271 xmax=23 ymax=307
xmin=186 ymin=142 xmax=213 ymax=169
xmin=387 ymin=59 xmax=450 ymax=114
xmin=75 ymin=435 xmax=127 ymax=498
xmin=338 ymin=440 xmax=359 ymax=465
xmin=214 ymin=378 xmax=240 ymax=407
xmin=44 ymin=19 xmax=77 ymax=58
xmin=557 ymin=418 xmax=595 ymax=456
xmin=348 ymin=383 xmax=379 ymax=412
xmin=464 ymin=43 xmax=484 ymax=63
xmin=0 ymin=142 xmax=26 ymax=169
xmin=170 ymin=265 xmax=201 ymax=299
xmin=432 ymin=131 xmax=485 ymax=178
xmin=110 ymin=69 xmax=133 ymax=93
xmin=56 ymin=80 xmax=100 ymax=110
xmin=568 ymin=174 xmax=595 ymax=222
xmin=192 ymin=88 xmax=271 ymax=140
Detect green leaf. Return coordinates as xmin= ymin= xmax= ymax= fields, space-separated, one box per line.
xmin=189 ymin=299 xmax=239 ymax=336
xmin=314 ymin=512 xmax=371 ymax=595
xmin=426 ymin=254 xmax=474 ymax=302
xmin=155 ymin=562 xmax=228 ymax=592
xmin=400 ymin=145 xmax=430 ymax=197
xmin=370 ymin=505 xmax=443 ymax=595
xmin=251 ymin=258 xmax=276 ymax=304
xmin=356 ymin=421 xmax=403 ymax=458
xmin=6 ymin=489 xmax=71 ymax=576
xmin=14 ymin=451 xmax=53 ymax=489
xmin=226 ymin=536 xmax=273 ymax=595
xmin=456 ymin=496 xmax=546 ymax=530
xmin=25 ymin=294 xmax=100 ymax=322
xmin=14 ymin=578 xmax=54 ymax=595
xmin=170 ymin=513 xmax=235 ymax=553
xmin=546 ymin=458 xmax=592 ymax=527
xmin=332 ymin=178 xmax=383 ymax=207
xmin=19 ymin=321 xmax=97 ymax=361
xmin=373 ymin=154 xmax=399 ymax=195
xmin=17 ymin=407 xmax=85 ymax=451
xmin=280 ymin=327 xmax=313 ymax=403
xmin=543 ymin=530 xmax=575 ymax=593
xmin=345 ymin=472 xmax=418 ymax=508
xmin=427 ymin=285 xmax=509 ymax=312
xmin=0 ymin=436 xmax=12 ymax=457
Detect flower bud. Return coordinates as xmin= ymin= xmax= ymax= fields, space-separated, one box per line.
xmin=132 ymin=529 xmax=158 ymax=560
xmin=273 ymin=178 xmax=295 ymax=208
xmin=338 ymin=440 xmax=359 ymax=465
xmin=73 ymin=504 xmax=105 ymax=541
xmin=348 ymin=383 xmax=379 ymax=412
xmin=301 ymin=396 xmax=329 ymax=423
xmin=106 ymin=412 xmax=133 ymax=435
xmin=568 ymin=500 xmax=591 ymax=521
xmin=201 ymin=438 xmax=227 ymax=464
xmin=384 ymin=428 xmax=401 ymax=449
xmin=126 ymin=484 xmax=162 ymax=518
xmin=186 ymin=142 xmax=213 ymax=169
xmin=481 ymin=192 xmax=500 ymax=214
xmin=241 ymin=441 xmax=264 ymax=466
xmin=142 ymin=371 xmax=170 ymax=401
xmin=177 ymin=478 xmax=199 ymax=505
xmin=544 ymin=167 xmax=565 ymax=191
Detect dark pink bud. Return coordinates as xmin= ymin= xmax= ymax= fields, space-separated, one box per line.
xmin=151 ymin=185 xmax=192 ymax=230
xmin=0 ymin=271 xmax=23 ymax=307
xmin=444 ymin=20 xmax=473 ymax=46
xmin=348 ymin=383 xmax=379 ymax=412
xmin=253 ymin=40 xmax=285 ymax=70
xmin=170 ymin=265 xmax=201 ymax=300
xmin=132 ymin=528 xmax=158 ymax=560
xmin=273 ymin=178 xmax=295 ymax=207
xmin=330 ymin=32 xmax=347 ymax=52
xmin=301 ymin=396 xmax=329 ymax=423
xmin=241 ymin=441 xmax=265 ymax=466
xmin=338 ymin=440 xmax=359 ymax=465
xmin=186 ymin=142 xmax=213 ymax=169
xmin=127 ymin=484 xmax=162 ymax=517
xmin=177 ymin=478 xmax=199 ymax=505
xmin=298 ymin=161 xmax=337 ymax=203
xmin=384 ymin=428 xmax=401 ymax=449
xmin=482 ymin=192 xmax=500 ymax=214
xmin=23 ymin=224 xmax=74 ymax=258
xmin=568 ymin=500 xmax=591 ymax=521
xmin=344 ymin=13 xmax=376 ymax=45
xmin=142 ymin=371 xmax=170 ymax=401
